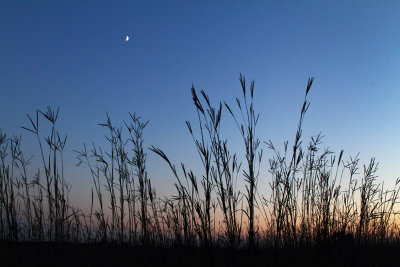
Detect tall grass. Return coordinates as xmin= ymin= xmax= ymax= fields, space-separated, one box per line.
xmin=151 ymin=86 xmax=243 ymax=247
xmin=1 ymin=76 xmax=400 ymax=250
xmin=75 ymin=112 xmax=159 ymax=245
xmin=1 ymin=107 xmax=80 ymax=242
xmin=225 ymin=74 xmax=262 ymax=249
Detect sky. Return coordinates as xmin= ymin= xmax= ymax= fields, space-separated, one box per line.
xmin=1 ymin=1 xmax=400 ymax=209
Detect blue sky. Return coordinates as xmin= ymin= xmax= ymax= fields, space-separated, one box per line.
xmin=1 ymin=1 xmax=400 ymax=207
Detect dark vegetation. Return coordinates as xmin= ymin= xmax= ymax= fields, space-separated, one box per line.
xmin=1 ymin=75 xmax=400 ymax=266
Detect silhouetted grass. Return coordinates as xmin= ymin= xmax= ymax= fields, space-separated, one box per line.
xmin=1 ymin=75 xmax=400 ymax=266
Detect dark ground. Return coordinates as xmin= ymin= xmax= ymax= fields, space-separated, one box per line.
xmin=1 ymin=240 xmax=400 ymax=266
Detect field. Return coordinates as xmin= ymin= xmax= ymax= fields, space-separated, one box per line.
xmin=2 ymin=241 xmax=400 ymax=266
xmin=1 ymin=76 xmax=400 ymax=266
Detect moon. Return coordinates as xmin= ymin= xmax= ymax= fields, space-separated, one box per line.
xmin=125 ymin=35 xmax=130 ymax=42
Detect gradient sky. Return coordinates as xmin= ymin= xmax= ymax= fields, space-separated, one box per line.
xmin=1 ymin=1 xmax=400 ymax=208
